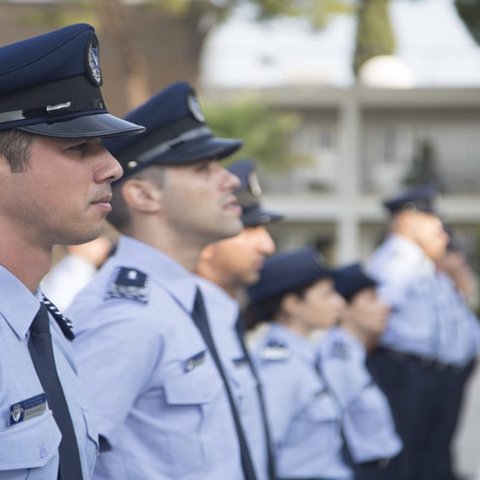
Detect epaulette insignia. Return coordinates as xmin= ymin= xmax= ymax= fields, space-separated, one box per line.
xmin=42 ymin=295 xmax=75 ymax=341
xmin=260 ymin=339 xmax=291 ymax=361
xmin=233 ymin=357 xmax=248 ymax=367
xmin=330 ymin=340 xmax=350 ymax=360
xmin=184 ymin=351 xmax=206 ymax=372
xmin=105 ymin=267 xmax=149 ymax=304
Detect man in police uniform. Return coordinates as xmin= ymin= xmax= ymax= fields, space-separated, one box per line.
xmin=367 ymin=185 xmax=450 ymax=480
xmin=68 ymin=82 xmax=259 ymax=479
xmin=318 ymin=263 xmax=403 ymax=480
xmin=0 ymin=24 xmax=144 ymax=480
xmin=196 ymin=158 xmax=282 ymax=480
xmin=430 ymin=235 xmax=480 ymax=480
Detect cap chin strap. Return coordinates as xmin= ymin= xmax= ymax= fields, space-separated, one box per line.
xmin=126 ymin=126 xmax=211 ymax=170
xmin=0 ymin=98 xmax=105 ymax=123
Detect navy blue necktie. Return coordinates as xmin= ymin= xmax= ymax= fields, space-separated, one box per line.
xmin=28 ymin=303 xmax=83 ymax=480
xmin=236 ymin=313 xmax=276 ymax=480
xmin=191 ymin=288 xmax=258 ymax=480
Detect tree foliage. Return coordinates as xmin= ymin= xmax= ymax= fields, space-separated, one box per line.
xmin=454 ymin=0 xmax=480 ymax=44
xmin=156 ymin=0 xmax=352 ymax=28
xmin=204 ymin=96 xmax=311 ymax=172
xmin=403 ymin=139 xmax=445 ymax=192
xmin=352 ymin=0 xmax=396 ymax=77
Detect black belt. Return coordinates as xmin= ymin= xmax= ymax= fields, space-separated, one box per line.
xmin=358 ymin=457 xmax=391 ymax=469
xmin=376 ymin=348 xmax=463 ymax=372
xmin=278 ymin=477 xmax=342 ymax=480
xmin=278 ymin=478 xmax=337 ymax=480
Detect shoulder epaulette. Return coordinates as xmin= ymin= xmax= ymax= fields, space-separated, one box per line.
xmin=329 ymin=340 xmax=350 ymax=360
xmin=259 ymin=339 xmax=291 ymax=361
xmin=105 ymin=267 xmax=149 ymax=304
xmin=42 ymin=295 xmax=75 ymax=341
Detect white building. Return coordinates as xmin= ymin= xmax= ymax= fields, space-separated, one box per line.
xmin=200 ymin=0 xmax=480 ymax=264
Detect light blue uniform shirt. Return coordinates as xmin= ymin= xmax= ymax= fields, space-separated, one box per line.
xmin=0 ymin=265 xmax=98 ymax=480
xmin=197 ymin=277 xmax=269 ymax=480
xmin=434 ymin=272 xmax=480 ymax=367
xmin=367 ymin=234 xmax=441 ymax=358
xmin=254 ymin=324 xmax=353 ymax=480
xmin=68 ymin=236 xmax=243 ymax=480
xmin=318 ymin=327 xmax=402 ymax=463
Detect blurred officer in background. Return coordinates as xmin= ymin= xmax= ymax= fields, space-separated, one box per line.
xmin=0 ymin=24 xmax=143 ymax=479
xmin=318 ymin=263 xmax=402 ymax=480
xmin=196 ymin=158 xmax=282 ymax=480
xmin=67 ymin=82 xmax=262 ymax=480
xmin=246 ymin=247 xmax=352 ymax=480
xmin=429 ymin=235 xmax=480 ymax=480
xmin=366 ymin=185 xmax=450 ymax=480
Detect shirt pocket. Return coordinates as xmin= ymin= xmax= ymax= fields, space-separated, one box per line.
xmin=0 ymin=410 xmax=61 ymax=478
xmin=163 ymin=357 xmax=238 ymax=472
xmin=291 ymin=390 xmax=341 ymax=451
xmin=347 ymin=385 xmax=396 ymax=436
xmin=345 ymin=386 xmax=401 ymax=461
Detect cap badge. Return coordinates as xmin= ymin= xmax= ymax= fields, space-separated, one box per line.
xmin=187 ymin=94 xmax=206 ymax=122
xmin=86 ymin=35 xmax=102 ymax=87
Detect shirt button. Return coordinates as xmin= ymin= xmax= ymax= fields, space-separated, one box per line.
xmin=39 ymin=447 xmax=47 ymax=459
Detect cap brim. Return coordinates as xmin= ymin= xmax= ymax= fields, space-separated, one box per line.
xmin=154 ymin=135 xmax=243 ymax=165
xmin=242 ymin=208 xmax=284 ymax=227
xmin=18 ymin=112 xmax=145 ymax=139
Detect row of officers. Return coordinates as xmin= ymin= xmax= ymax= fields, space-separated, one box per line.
xmin=0 ymin=23 xmax=478 ymax=480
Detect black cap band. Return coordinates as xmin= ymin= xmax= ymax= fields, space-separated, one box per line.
xmin=0 ymin=75 xmax=106 ymax=128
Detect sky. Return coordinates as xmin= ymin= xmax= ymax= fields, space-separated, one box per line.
xmin=200 ymin=0 xmax=480 ymax=89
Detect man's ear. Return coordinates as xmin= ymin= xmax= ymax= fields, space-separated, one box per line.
xmin=120 ymin=178 xmax=162 ymax=213
xmin=281 ymin=293 xmax=302 ymax=317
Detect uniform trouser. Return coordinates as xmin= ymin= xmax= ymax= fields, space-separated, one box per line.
xmin=421 ymin=359 xmax=476 ymax=480
xmin=367 ymin=349 xmax=444 ymax=480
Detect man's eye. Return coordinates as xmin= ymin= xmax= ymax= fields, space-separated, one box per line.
xmin=195 ymin=161 xmax=211 ymax=172
xmin=69 ymin=143 xmax=88 ymax=153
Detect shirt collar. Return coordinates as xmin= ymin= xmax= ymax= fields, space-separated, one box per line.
xmin=0 ymin=264 xmax=41 ymax=340
xmin=114 ymin=235 xmax=197 ymax=313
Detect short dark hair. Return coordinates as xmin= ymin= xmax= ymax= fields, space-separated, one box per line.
xmin=0 ymin=129 xmax=33 ymax=172
xmin=245 ymin=283 xmax=311 ymax=330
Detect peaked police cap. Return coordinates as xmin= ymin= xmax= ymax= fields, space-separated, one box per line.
xmin=247 ymin=246 xmax=333 ymax=304
xmin=383 ymin=184 xmax=437 ymax=215
xmin=104 ymin=82 xmax=243 ymax=177
xmin=228 ymin=158 xmax=283 ymax=227
xmin=0 ymin=23 xmax=144 ymax=138
xmin=333 ymin=263 xmax=378 ymax=302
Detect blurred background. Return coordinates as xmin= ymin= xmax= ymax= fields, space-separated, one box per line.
xmin=3 ymin=0 xmax=480 ymax=477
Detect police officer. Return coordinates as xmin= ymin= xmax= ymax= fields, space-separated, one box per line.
xmin=427 ymin=238 xmax=480 ymax=480
xmin=246 ymin=247 xmax=352 ymax=480
xmin=318 ymin=263 xmax=403 ymax=480
xmin=196 ymin=158 xmax=282 ymax=480
xmin=198 ymin=158 xmax=281 ymax=298
xmin=0 ymin=24 xmax=143 ymax=480
xmin=366 ymin=184 xmax=450 ymax=480
xmin=67 ymin=82 xmax=260 ymax=479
